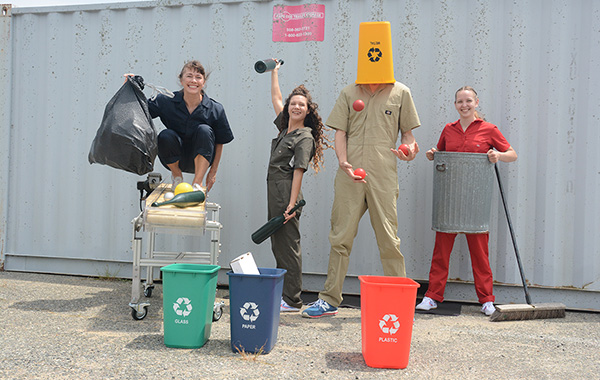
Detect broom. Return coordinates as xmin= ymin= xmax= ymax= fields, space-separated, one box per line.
xmin=490 ymin=164 xmax=566 ymax=322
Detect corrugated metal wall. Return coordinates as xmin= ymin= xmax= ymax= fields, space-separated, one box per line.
xmin=2 ymin=0 xmax=599 ymax=309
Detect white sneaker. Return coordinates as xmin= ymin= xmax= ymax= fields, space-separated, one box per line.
xmin=192 ymin=183 xmax=202 ymax=192
xmin=416 ymin=296 xmax=437 ymax=311
xmin=172 ymin=176 xmax=183 ymax=191
xmin=280 ymin=299 xmax=300 ymax=313
xmin=481 ymin=302 xmax=496 ymax=316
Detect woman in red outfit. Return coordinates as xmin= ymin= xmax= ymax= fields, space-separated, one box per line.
xmin=416 ymin=86 xmax=517 ymax=316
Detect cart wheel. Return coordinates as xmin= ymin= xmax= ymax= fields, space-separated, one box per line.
xmin=213 ymin=305 xmax=223 ymax=321
xmin=131 ymin=306 xmax=148 ymax=320
xmin=144 ymin=287 xmax=153 ymax=298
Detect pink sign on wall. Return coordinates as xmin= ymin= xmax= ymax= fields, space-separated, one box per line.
xmin=272 ymin=4 xmax=325 ymax=42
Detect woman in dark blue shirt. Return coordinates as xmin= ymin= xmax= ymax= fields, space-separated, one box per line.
xmin=148 ymin=60 xmax=234 ymax=192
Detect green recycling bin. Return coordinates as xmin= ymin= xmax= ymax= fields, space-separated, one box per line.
xmin=160 ymin=263 xmax=220 ymax=348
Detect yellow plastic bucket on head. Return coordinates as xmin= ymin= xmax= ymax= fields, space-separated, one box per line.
xmin=356 ymin=21 xmax=395 ymax=84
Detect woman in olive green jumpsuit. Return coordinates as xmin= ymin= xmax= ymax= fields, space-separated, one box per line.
xmin=267 ymin=62 xmax=328 ymax=312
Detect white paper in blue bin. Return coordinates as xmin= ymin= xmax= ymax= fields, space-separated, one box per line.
xmin=229 ymin=252 xmax=260 ymax=275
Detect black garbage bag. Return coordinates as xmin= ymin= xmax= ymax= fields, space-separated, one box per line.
xmin=88 ymin=75 xmax=157 ymax=175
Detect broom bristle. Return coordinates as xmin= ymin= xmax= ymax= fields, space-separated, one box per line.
xmin=489 ymin=303 xmax=566 ymax=322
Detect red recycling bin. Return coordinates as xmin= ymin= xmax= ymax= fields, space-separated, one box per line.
xmin=359 ymin=275 xmax=420 ymax=369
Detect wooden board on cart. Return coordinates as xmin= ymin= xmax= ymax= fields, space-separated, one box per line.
xmin=144 ymin=183 xmax=206 ymax=228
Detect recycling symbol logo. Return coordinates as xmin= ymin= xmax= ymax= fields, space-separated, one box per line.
xmin=173 ymin=297 xmax=193 ymax=317
xmin=379 ymin=314 xmax=400 ymax=334
xmin=240 ymin=302 xmax=260 ymax=322
xmin=368 ymin=47 xmax=382 ymax=62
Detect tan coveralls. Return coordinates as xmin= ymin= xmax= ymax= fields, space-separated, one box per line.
xmin=319 ymin=82 xmax=421 ymax=307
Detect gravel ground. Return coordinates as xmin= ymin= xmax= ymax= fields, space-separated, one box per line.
xmin=1 ymin=271 xmax=599 ymax=380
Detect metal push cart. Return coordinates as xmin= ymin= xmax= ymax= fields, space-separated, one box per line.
xmin=129 ymin=182 xmax=224 ymax=321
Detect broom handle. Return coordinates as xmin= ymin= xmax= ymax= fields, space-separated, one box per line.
xmin=495 ymin=164 xmax=532 ymax=305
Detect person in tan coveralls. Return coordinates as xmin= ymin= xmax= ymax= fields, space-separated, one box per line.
xmin=303 ymin=22 xmax=421 ymax=318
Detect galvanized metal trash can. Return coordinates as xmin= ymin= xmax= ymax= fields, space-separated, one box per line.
xmin=432 ymin=152 xmax=494 ymax=233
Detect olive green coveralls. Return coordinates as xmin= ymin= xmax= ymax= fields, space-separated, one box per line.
xmin=267 ymin=114 xmax=315 ymax=309
xmin=319 ymin=82 xmax=421 ymax=307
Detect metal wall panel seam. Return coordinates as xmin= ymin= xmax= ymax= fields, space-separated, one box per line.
xmin=0 ymin=4 xmax=12 ymax=266
xmin=10 ymin=2 xmax=160 ymax=15
xmin=9 ymin=0 xmax=276 ymax=15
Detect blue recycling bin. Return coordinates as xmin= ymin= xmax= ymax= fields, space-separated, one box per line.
xmin=227 ymin=267 xmax=286 ymax=354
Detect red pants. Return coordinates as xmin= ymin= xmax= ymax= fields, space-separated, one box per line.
xmin=425 ymin=232 xmax=495 ymax=304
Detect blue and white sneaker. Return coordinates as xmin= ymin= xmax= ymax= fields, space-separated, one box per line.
xmin=280 ymin=299 xmax=300 ymax=313
xmin=301 ymin=298 xmax=338 ymax=318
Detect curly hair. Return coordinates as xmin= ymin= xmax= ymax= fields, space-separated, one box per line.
xmin=281 ymin=85 xmax=332 ymax=173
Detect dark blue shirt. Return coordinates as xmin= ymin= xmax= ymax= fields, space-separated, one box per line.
xmin=148 ymin=90 xmax=234 ymax=144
